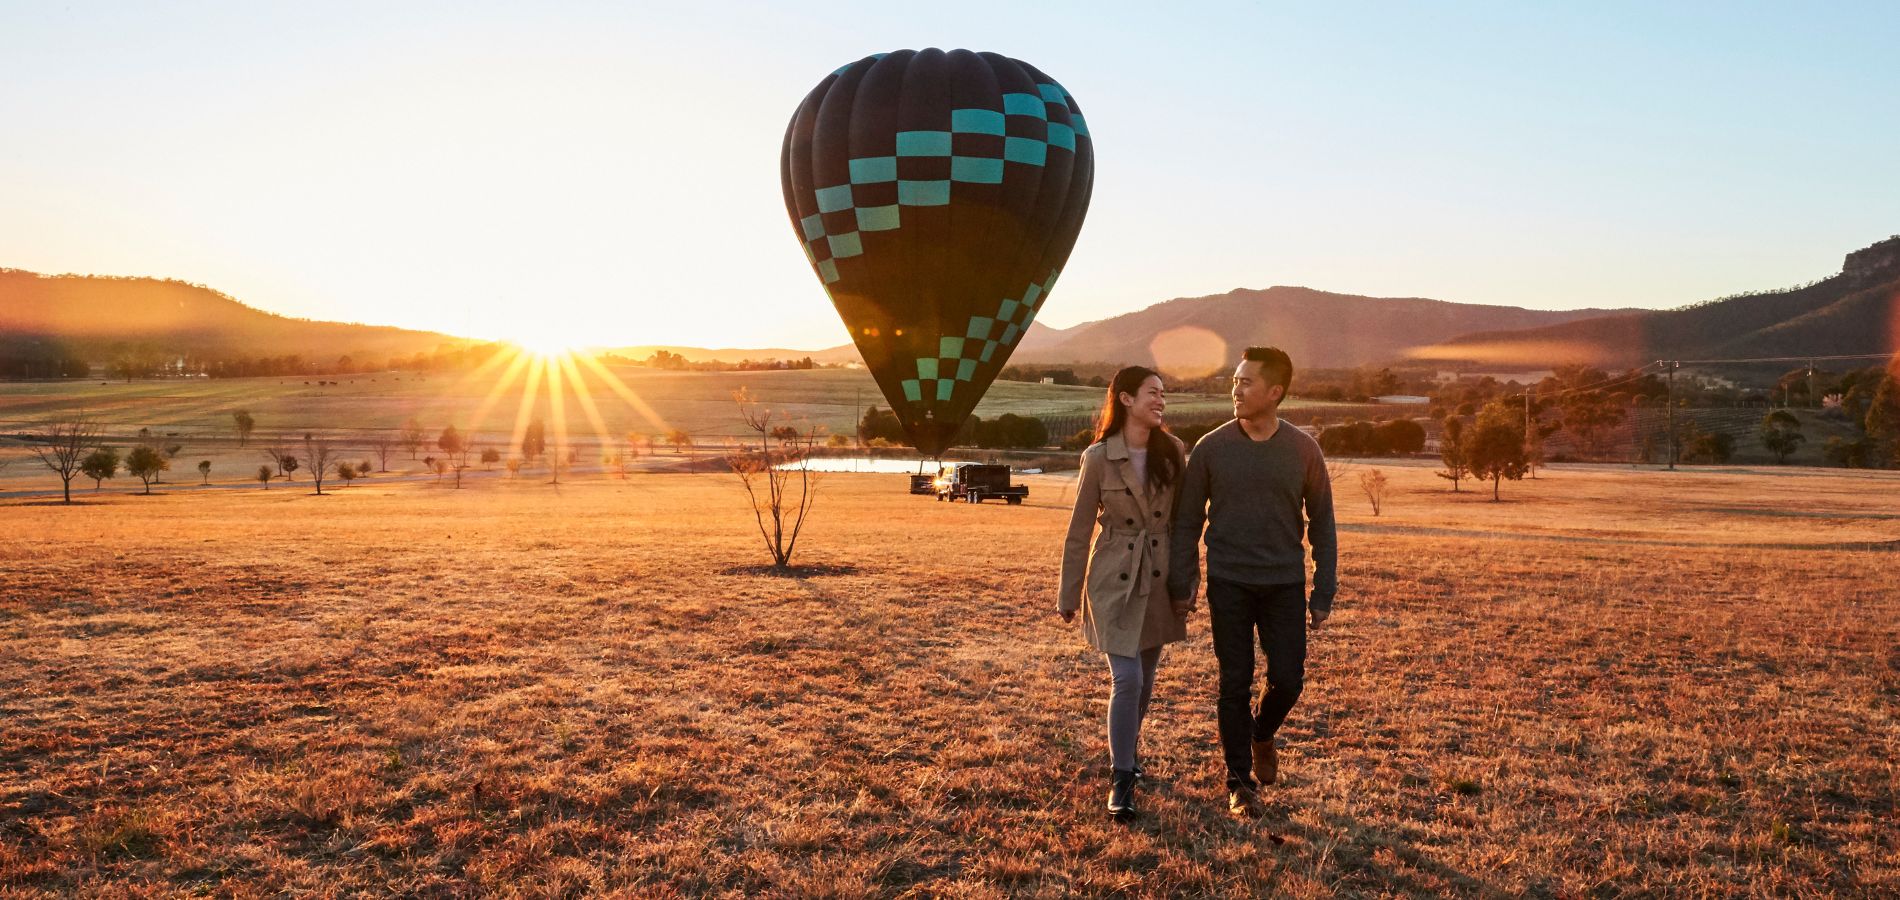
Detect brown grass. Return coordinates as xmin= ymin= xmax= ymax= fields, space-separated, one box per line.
xmin=1 ymin=464 xmax=1896 ymax=896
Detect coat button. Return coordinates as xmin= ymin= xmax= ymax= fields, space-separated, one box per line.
xmin=1151 ymin=539 xmax=1159 ymax=547
xmin=1153 ymin=510 xmax=1162 ymax=518
xmin=1127 ymin=543 xmax=1134 ymax=550
xmin=1119 ymin=573 xmax=1129 ymax=581
xmin=1153 ymin=569 xmax=1161 ymax=577
xmin=1125 ymin=518 xmax=1135 ymax=526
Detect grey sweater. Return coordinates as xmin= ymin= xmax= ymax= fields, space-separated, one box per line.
xmin=1168 ymin=419 xmax=1338 ymax=610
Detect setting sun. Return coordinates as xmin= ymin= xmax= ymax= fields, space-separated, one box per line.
xmin=508 ymin=330 xmax=585 ymax=358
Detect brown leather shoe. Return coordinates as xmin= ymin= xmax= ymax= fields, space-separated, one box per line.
xmin=1227 ymin=785 xmax=1263 ymax=818
xmin=1253 ymin=739 xmax=1278 ymax=786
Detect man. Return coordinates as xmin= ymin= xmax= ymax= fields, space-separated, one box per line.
xmin=1169 ymin=346 xmax=1337 ymax=817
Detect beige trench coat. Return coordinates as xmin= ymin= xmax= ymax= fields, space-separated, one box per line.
xmin=1058 ymin=433 xmax=1190 ymax=657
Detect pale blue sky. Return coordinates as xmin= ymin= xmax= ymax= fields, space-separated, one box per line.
xmin=2 ymin=1 xmax=1894 ymax=349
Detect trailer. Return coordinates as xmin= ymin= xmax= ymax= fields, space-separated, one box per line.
xmin=934 ymin=463 xmax=1028 ymax=504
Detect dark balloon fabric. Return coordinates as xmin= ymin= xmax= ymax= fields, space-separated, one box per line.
xmin=781 ymin=49 xmax=1094 ymax=457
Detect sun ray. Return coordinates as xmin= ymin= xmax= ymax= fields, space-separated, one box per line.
xmin=506 ymin=354 xmax=547 ymax=461
xmin=574 ymin=352 xmax=674 ymax=437
xmin=545 ymin=350 xmax=576 ymax=471
xmin=557 ymin=353 xmax=615 ymax=459
xmin=464 ymin=349 xmax=536 ymax=440
xmin=440 ymin=342 xmax=525 ymax=399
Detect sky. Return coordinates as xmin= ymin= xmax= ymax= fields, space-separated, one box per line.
xmin=3 ymin=1 xmax=1896 ymax=351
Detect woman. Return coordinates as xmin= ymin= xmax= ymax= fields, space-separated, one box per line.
xmin=1058 ymin=365 xmax=1190 ymax=819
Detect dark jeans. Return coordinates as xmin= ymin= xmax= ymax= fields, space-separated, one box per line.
xmin=1207 ymin=578 xmax=1307 ymax=789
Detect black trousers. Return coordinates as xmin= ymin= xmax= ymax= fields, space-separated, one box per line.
xmin=1207 ymin=578 xmax=1307 ymax=789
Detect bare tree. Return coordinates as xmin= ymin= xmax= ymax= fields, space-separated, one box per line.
xmin=303 ymin=433 xmax=343 ymax=495
xmin=28 ymin=415 xmax=101 ymax=504
xmin=727 ymin=389 xmax=822 ymax=570
xmin=368 ymin=434 xmax=396 ymax=472
xmin=256 ymin=465 xmax=273 ymax=490
xmin=1358 ymin=469 xmax=1389 ymax=516
xmin=400 ymin=417 xmax=427 ymax=459
xmin=262 ymin=439 xmax=295 ymax=481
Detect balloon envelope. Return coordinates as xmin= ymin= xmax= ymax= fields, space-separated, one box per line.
xmin=781 ymin=49 xmax=1095 ymax=456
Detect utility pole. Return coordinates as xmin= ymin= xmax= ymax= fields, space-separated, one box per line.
xmin=1662 ymin=360 xmax=1679 ymax=470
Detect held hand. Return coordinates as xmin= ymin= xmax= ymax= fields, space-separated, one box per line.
xmin=1310 ymin=607 xmax=1330 ymax=629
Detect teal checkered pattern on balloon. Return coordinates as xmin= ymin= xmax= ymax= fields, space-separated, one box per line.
xmin=800 ymin=80 xmax=1086 ymax=285
xmin=899 ymin=268 xmax=1061 ymax=408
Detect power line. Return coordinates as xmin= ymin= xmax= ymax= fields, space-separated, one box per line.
xmin=1675 ymin=352 xmax=1898 ymax=365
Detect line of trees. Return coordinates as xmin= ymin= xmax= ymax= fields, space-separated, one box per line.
xmin=857 ymin=406 xmax=1054 ymax=450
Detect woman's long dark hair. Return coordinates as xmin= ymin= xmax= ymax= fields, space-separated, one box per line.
xmin=1093 ymin=365 xmax=1183 ymax=491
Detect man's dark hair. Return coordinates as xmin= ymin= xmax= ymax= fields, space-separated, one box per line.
xmin=1242 ymin=346 xmax=1293 ymax=392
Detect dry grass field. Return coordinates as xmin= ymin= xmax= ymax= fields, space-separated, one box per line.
xmin=2 ymin=463 xmax=1896 ymax=897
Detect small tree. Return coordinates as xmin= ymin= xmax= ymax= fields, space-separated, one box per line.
xmin=400 ymin=417 xmax=427 ymax=459
xmin=481 ymin=447 xmax=501 ymax=470
xmin=280 ymin=455 xmax=300 ymax=480
xmin=438 ymin=425 xmax=464 ymax=465
xmin=232 ymin=410 xmax=256 ymax=447
xmin=197 ymin=459 xmax=212 ymax=485
xmin=727 ymin=389 xmax=821 ymax=570
xmin=1758 ymin=410 xmax=1805 ymax=464
xmin=1436 ymin=416 xmax=1469 ymax=492
xmin=263 ymin=440 xmax=294 ymax=480
xmin=28 ymin=415 xmax=102 ymax=504
xmin=337 ymin=461 xmax=358 ymax=487
xmin=666 ymin=429 xmax=693 ymax=454
xmin=1558 ymin=392 xmax=1625 ymax=459
xmin=505 ymin=458 xmax=523 ymax=477
xmin=1680 ymin=424 xmax=1735 ymax=464
xmin=522 ymin=418 xmax=547 ymax=462
xmin=1359 ymin=469 xmax=1389 ymax=516
xmin=1823 ymin=435 xmax=1877 ymax=468
xmin=1867 ymin=374 xmax=1900 ymax=466
xmin=368 ymin=434 xmax=396 ymax=471
xmin=256 ymin=465 xmax=274 ymax=489
xmin=1467 ymin=422 xmax=1528 ymax=501
xmin=304 ymin=434 xmax=342 ymax=495
xmin=81 ymin=447 xmax=120 ymax=491
xmin=125 ymin=445 xmax=168 ymax=495
xmin=434 ymin=458 xmax=453 ymax=484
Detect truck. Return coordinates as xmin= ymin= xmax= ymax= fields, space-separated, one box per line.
xmin=934 ymin=463 xmax=1028 ymax=504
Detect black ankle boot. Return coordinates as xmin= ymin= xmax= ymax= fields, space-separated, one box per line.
xmin=1107 ymin=768 xmax=1138 ymax=819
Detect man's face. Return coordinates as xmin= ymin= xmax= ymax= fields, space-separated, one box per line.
xmin=1231 ymin=360 xmax=1285 ymax=419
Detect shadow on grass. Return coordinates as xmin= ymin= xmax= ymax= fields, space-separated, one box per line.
xmin=1258 ymin=794 xmax=1511 ymax=898
xmin=721 ymin=563 xmax=861 ymax=578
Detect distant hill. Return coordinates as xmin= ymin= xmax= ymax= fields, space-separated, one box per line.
xmin=615 ymin=321 xmax=1072 ymax=367
xmin=1002 ymin=287 xmax=1630 ymax=370
xmin=565 ymin=289 xmax=1630 ymax=372
xmin=1415 ymin=236 xmax=1900 ymax=368
xmin=0 ymin=269 xmax=467 ymax=368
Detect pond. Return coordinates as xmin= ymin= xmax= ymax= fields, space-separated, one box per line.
xmin=775 ymin=456 xmax=971 ymax=473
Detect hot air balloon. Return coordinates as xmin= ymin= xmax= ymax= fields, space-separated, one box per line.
xmin=781 ymin=49 xmax=1094 ymax=457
